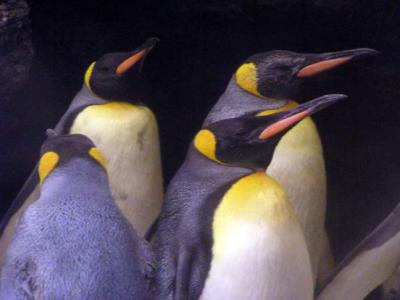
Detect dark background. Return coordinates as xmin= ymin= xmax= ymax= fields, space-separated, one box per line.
xmin=1 ymin=1 xmax=400 ymax=298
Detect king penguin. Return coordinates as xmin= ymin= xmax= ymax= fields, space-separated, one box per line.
xmin=316 ymin=201 xmax=400 ymax=300
xmin=155 ymin=94 xmax=347 ymax=300
xmin=202 ymin=47 xmax=378 ymax=284
xmin=0 ymin=133 xmax=154 ymax=299
xmin=0 ymin=37 xmax=163 ymax=268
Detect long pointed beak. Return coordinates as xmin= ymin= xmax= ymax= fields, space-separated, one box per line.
xmin=116 ymin=37 xmax=159 ymax=75
xmin=296 ymin=48 xmax=379 ymax=78
xmin=259 ymin=94 xmax=347 ymax=139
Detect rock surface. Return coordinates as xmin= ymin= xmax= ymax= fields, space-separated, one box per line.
xmin=0 ymin=0 xmax=33 ymax=100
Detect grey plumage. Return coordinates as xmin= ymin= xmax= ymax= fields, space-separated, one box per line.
xmin=0 ymin=39 xmax=163 ymax=261
xmin=156 ymin=148 xmax=251 ymax=299
xmin=154 ymin=48 xmax=378 ymax=298
xmin=317 ymin=202 xmax=400 ymax=300
xmin=203 ymin=77 xmax=287 ymax=126
xmin=0 ymin=135 xmax=153 ymax=299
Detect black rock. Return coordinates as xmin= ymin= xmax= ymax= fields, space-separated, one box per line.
xmin=0 ymin=0 xmax=33 ymax=101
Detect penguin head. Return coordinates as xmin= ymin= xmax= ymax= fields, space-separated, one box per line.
xmin=235 ymin=48 xmax=379 ymax=99
xmin=84 ymin=37 xmax=159 ymax=101
xmin=194 ymin=94 xmax=347 ymax=169
xmin=38 ymin=132 xmax=107 ymax=184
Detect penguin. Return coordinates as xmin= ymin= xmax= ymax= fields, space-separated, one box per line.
xmin=201 ymin=47 xmax=379 ymax=284
xmin=155 ymin=94 xmax=347 ymax=300
xmin=0 ymin=133 xmax=154 ymax=299
xmin=316 ymin=201 xmax=400 ymax=300
xmin=383 ymin=265 xmax=400 ymax=300
xmin=0 ymin=37 xmax=163 ymax=268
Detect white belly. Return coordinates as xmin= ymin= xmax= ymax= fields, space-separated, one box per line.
xmin=70 ymin=103 xmax=163 ymax=236
xmin=200 ymin=221 xmax=313 ymax=300
xmin=267 ymin=117 xmax=327 ymax=278
xmin=200 ymin=173 xmax=314 ymax=300
xmin=318 ymin=231 xmax=400 ymax=300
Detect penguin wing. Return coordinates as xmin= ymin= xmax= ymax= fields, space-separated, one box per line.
xmin=316 ymin=202 xmax=400 ymax=300
xmin=137 ymin=237 xmax=156 ymax=291
xmin=0 ymin=87 xmax=104 ymax=236
xmin=0 ymin=168 xmax=39 ymax=235
xmin=0 ymin=106 xmax=82 ymax=236
xmin=174 ymin=244 xmax=212 ymax=300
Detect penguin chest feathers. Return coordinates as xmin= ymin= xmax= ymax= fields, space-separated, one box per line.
xmin=267 ymin=116 xmax=326 ymax=275
xmin=200 ymin=172 xmax=313 ymax=300
xmin=70 ymin=102 xmax=163 ymax=235
xmin=268 ymin=116 xmax=325 ymax=208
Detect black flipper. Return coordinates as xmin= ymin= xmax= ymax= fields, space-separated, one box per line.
xmin=0 ymin=166 xmax=39 ymax=236
xmin=0 ymin=86 xmax=104 ymax=236
xmin=175 ymin=247 xmax=192 ymax=300
xmin=145 ymin=216 xmax=159 ymax=242
xmin=317 ymin=202 xmax=400 ymax=300
xmin=188 ymin=247 xmax=211 ymax=300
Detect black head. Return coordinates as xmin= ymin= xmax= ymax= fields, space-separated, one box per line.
xmin=235 ymin=48 xmax=379 ymax=99
xmin=38 ymin=132 xmax=107 ymax=184
xmin=84 ymin=37 xmax=159 ymax=101
xmin=194 ymin=94 xmax=347 ymax=169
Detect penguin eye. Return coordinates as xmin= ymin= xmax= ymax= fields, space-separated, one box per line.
xmin=99 ymin=66 xmax=109 ymax=72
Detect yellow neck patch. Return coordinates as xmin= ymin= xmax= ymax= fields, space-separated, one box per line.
xmin=79 ymin=101 xmax=139 ymax=119
xmin=84 ymin=61 xmax=96 ymax=94
xmin=194 ymin=129 xmax=222 ymax=164
xmin=256 ymin=101 xmax=299 ymax=116
xmin=235 ymin=63 xmax=262 ymax=97
xmin=88 ymin=147 xmax=107 ymax=171
xmin=212 ymin=171 xmax=295 ymax=256
xmin=215 ymin=171 xmax=292 ymax=222
xmin=38 ymin=151 xmax=60 ymax=184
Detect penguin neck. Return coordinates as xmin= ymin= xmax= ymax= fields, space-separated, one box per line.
xmin=68 ymin=85 xmax=107 ymax=112
xmin=82 ymin=84 xmax=140 ymax=105
xmin=185 ymin=144 xmax=252 ymax=181
xmin=40 ymin=160 xmax=110 ymax=201
xmin=68 ymin=100 xmax=162 ymax=235
xmin=203 ymin=77 xmax=289 ymax=127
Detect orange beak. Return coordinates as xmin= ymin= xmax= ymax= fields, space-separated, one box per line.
xmin=258 ymin=94 xmax=347 ymax=140
xmin=115 ymin=37 xmax=159 ymax=75
xmin=296 ymin=48 xmax=379 ymax=78
xmin=116 ymin=50 xmax=148 ymax=75
xmin=259 ymin=110 xmax=310 ymax=139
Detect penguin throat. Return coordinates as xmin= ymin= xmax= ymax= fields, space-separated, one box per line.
xmin=256 ymin=101 xmax=299 ymax=116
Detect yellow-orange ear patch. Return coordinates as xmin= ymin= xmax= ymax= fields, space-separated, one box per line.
xmin=235 ymin=63 xmax=262 ymax=97
xmin=194 ymin=129 xmax=222 ymax=164
xmin=88 ymin=147 xmax=107 ymax=171
xmin=84 ymin=61 xmax=96 ymax=93
xmin=256 ymin=101 xmax=299 ymax=117
xmin=38 ymin=151 xmax=60 ymax=184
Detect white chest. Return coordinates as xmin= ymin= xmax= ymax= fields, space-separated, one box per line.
xmin=200 ymin=173 xmax=313 ymax=300
xmin=70 ymin=103 xmax=163 ymax=235
xmin=200 ymin=222 xmax=313 ymax=300
xmin=267 ymin=117 xmax=326 ymax=274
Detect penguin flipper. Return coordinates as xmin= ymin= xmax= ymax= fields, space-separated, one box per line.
xmin=174 ymin=245 xmax=210 ymax=300
xmin=0 ymin=165 xmax=39 ymax=236
xmin=144 ymin=216 xmax=159 ymax=242
xmin=1 ymin=88 xmax=103 ymax=238
xmin=383 ymin=265 xmax=400 ymax=300
xmin=175 ymin=247 xmax=191 ymax=300
xmin=137 ymin=237 xmax=156 ymax=292
xmin=0 ymin=258 xmax=39 ymax=300
xmin=317 ymin=202 xmax=400 ymax=300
